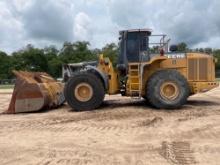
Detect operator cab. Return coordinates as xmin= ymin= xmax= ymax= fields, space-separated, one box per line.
xmin=117 ymin=29 xmax=151 ymax=73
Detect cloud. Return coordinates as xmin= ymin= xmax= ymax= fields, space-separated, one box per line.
xmin=108 ymin=0 xmax=220 ymax=48
xmin=21 ymin=0 xmax=75 ymax=42
xmin=0 ymin=0 xmax=220 ymax=53
xmin=0 ymin=1 xmax=24 ymax=53
xmin=74 ymin=12 xmax=92 ymax=41
xmin=108 ymin=0 xmax=151 ymax=28
xmin=154 ymin=0 xmax=220 ymax=47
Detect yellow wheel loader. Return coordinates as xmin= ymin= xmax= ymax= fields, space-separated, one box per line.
xmin=64 ymin=29 xmax=219 ymax=111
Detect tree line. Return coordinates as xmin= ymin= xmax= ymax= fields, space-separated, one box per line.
xmin=0 ymin=41 xmax=220 ymax=80
xmin=0 ymin=41 xmax=119 ymax=79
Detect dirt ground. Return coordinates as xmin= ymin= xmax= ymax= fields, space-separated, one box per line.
xmin=0 ymin=87 xmax=220 ymax=165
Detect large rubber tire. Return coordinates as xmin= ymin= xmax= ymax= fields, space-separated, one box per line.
xmin=64 ymin=72 xmax=105 ymax=111
xmin=143 ymin=96 xmax=153 ymax=107
xmin=146 ymin=70 xmax=189 ymax=109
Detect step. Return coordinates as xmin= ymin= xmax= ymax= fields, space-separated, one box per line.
xmin=129 ymin=64 xmax=140 ymax=66
xmin=129 ymin=69 xmax=139 ymax=72
xmin=130 ymin=88 xmax=141 ymax=91
xmin=130 ymin=90 xmax=141 ymax=92
xmin=129 ymin=66 xmax=139 ymax=70
xmin=129 ymin=72 xmax=139 ymax=75
xmin=129 ymin=76 xmax=140 ymax=78
xmin=130 ymin=83 xmax=140 ymax=85
xmin=130 ymin=84 xmax=140 ymax=86
xmin=130 ymin=81 xmax=140 ymax=84
xmin=130 ymin=89 xmax=141 ymax=92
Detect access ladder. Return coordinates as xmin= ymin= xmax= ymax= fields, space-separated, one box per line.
xmin=128 ymin=64 xmax=143 ymax=98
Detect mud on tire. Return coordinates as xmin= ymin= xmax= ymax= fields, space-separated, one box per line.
xmin=64 ymin=72 xmax=105 ymax=111
xmin=146 ymin=70 xmax=190 ymax=109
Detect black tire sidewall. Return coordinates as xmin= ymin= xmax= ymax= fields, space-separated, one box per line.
xmin=64 ymin=72 xmax=105 ymax=111
xmin=146 ymin=70 xmax=189 ymax=109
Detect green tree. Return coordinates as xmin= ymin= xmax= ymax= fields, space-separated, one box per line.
xmin=0 ymin=51 xmax=13 ymax=79
xmin=11 ymin=45 xmax=48 ymax=72
xmin=199 ymin=48 xmax=204 ymax=53
xmin=44 ymin=45 xmax=59 ymax=61
xmin=213 ymin=49 xmax=220 ymax=78
xmin=48 ymin=57 xmax=63 ymax=78
xmin=91 ymin=48 xmax=101 ymax=56
xmin=213 ymin=49 xmax=220 ymax=70
xmin=150 ymin=46 xmax=160 ymax=53
xmin=60 ymin=41 xmax=97 ymax=63
xmin=44 ymin=46 xmax=63 ymax=78
xmin=177 ymin=42 xmax=188 ymax=52
xmin=101 ymin=43 xmax=119 ymax=66
xmin=204 ymin=48 xmax=213 ymax=54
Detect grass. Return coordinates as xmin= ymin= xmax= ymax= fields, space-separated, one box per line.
xmin=216 ymin=78 xmax=220 ymax=82
xmin=0 ymin=85 xmax=14 ymax=89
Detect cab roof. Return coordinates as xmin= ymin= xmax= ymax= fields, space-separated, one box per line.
xmin=120 ymin=28 xmax=152 ymax=35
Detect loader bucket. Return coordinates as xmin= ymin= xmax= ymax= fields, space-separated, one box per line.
xmin=4 ymin=71 xmax=65 ymax=114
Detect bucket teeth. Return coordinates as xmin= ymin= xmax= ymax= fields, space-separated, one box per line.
xmin=4 ymin=71 xmax=65 ymax=114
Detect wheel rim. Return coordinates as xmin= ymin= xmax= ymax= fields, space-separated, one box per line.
xmin=160 ymin=81 xmax=179 ymax=101
xmin=74 ymin=83 xmax=93 ymax=102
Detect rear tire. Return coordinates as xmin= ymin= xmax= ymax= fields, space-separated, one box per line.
xmin=146 ymin=70 xmax=189 ymax=109
xmin=143 ymin=96 xmax=154 ymax=107
xmin=64 ymin=72 xmax=105 ymax=111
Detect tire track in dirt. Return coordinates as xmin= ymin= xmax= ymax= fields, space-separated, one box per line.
xmin=34 ymin=146 xmax=167 ymax=165
xmin=1 ymin=107 xmax=219 ymax=138
xmin=175 ymin=125 xmax=220 ymax=140
xmin=35 ymin=148 xmax=124 ymax=165
xmin=0 ymin=107 xmax=165 ymax=136
xmin=1 ymin=88 xmax=220 ymax=165
xmin=137 ymin=117 xmax=163 ymax=127
xmin=160 ymin=141 xmax=197 ymax=165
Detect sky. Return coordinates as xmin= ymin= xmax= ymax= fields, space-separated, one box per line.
xmin=0 ymin=0 xmax=220 ymax=53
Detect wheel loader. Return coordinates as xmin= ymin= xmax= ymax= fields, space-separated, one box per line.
xmin=63 ymin=29 xmax=219 ymax=111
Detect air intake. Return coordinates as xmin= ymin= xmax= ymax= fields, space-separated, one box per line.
xmin=188 ymin=58 xmax=208 ymax=81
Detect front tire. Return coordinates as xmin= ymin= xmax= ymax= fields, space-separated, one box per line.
xmin=64 ymin=72 xmax=105 ymax=111
xmin=146 ymin=70 xmax=189 ymax=109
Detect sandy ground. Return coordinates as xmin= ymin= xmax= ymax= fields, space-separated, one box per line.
xmin=0 ymin=87 xmax=220 ymax=165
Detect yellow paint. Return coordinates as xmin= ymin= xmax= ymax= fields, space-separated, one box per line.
xmin=97 ymin=54 xmax=119 ymax=94
xmin=97 ymin=53 xmax=219 ymax=97
xmin=189 ymin=81 xmax=219 ymax=93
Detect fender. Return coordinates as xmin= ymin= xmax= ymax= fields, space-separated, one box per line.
xmin=143 ymin=55 xmax=167 ymax=67
xmin=85 ymin=65 xmax=109 ymax=90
